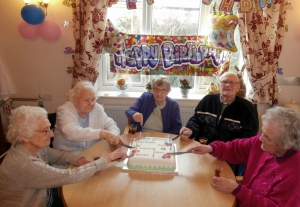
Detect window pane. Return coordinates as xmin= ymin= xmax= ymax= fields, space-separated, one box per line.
xmin=203 ymin=76 xmax=217 ymax=86
xmin=101 ymin=0 xmax=243 ymax=91
xmin=150 ymin=75 xmax=194 ymax=89
xmin=105 ymin=1 xmax=144 ymax=85
xmin=102 ymin=53 xmax=142 ymax=85
xmin=152 ymin=0 xmax=201 ymax=35
xmin=106 ymin=0 xmax=143 ymax=34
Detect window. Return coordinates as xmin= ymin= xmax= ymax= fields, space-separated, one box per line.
xmin=98 ymin=0 xmax=242 ymax=93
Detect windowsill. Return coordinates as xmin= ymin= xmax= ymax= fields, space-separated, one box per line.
xmin=97 ymin=90 xmax=205 ymax=108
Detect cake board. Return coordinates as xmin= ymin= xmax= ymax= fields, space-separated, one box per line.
xmin=121 ymin=144 xmax=179 ymax=175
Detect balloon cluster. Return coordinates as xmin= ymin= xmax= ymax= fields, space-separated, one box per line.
xmin=19 ymin=4 xmax=61 ymax=41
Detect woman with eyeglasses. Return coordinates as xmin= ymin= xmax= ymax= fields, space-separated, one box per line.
xmin=126 ymin=76 xmax=182 ymax=134
xmin=0 ymin=106 xmax=127 ymax=207
xmin=186 ymin=106 xmax=300 ymax=207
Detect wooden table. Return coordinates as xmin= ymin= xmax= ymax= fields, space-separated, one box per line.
xmin=62 ymin=132 xmax=236 ymax=207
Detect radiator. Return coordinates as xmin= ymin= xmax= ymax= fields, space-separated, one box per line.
xmin=103 ymin=105 xmax=128 ymax=133
xmin=180 ymin=107 xmax=195 ymax=126
xmin=103 ymin=105 xmax=194 ymax=133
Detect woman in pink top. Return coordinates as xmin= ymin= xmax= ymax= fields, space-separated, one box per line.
xmin=187 ymin=106 xmax=300 ymax=207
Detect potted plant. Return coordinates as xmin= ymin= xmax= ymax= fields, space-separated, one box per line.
xmin=179 ymin=79 xmax=191 ymax=97
xmin=145 ymin=82 xmax=152 ymax=92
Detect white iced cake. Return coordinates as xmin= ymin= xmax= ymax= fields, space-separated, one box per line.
xmin=127 ymin=137 xmax=176 ymax=171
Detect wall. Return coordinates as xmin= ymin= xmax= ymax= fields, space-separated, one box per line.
xmin=277 ymin=1 xmax=300 ymax=105
xmin=0 ymin=0 xmax=300 ymax=131
xmin=0 ymin=0 xmax=74 ymax=113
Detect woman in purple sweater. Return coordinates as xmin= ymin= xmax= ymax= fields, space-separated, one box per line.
xmin=126 ymin=76 xmax=182 ymax=135
xmin=187 ymin=106 xmax=300 ymax=207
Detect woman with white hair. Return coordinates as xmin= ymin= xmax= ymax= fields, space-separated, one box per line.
xmin=53 ymin=80 xmax=125 ymax=155
xmin=0 ymin=106 xmax=127 ymax=207
xmin=186 ymin=106 xmax=300 ymax=206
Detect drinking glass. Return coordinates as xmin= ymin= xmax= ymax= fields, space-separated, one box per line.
xmin=214 ymin=164 xmax=223 ymax=177
xmin=199 ymin=137 xmax=208 ymax=145
xmin=130 ymin=124 xmax=137 ymax=138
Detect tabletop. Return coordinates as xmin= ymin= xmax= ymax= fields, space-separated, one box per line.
xmin=62 ymin=132 xmax=236 ymax=207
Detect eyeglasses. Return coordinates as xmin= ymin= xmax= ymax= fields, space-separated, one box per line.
xmin=220 ymin=81 xmax=240 ymax=86
xmin=35 ymin=128 xmax=54 ymax=136
xmin=153 ymin=88 xmax=168 ymax=94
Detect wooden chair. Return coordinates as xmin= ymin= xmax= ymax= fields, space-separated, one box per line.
xmin=123 ymin=119 xmax=131 ymax=134
xmin=236 ymin=176 xmax=243 ymax=184
xmin=0 ymin=151 xmax=7 ymax=165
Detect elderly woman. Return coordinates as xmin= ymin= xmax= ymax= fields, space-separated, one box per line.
xmin=186 ymin=106 xmax=300 ymax=206
xmin=126 ymin=76 xmax=182 ymax=134
xmin=53 ymin=80 xmax=125 ymax=155
xmin=0 ymin=106 xmax=127 ymax=207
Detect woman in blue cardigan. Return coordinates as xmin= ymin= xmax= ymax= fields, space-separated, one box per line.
xmin=126 ymin=76 xmax=182 ymax=135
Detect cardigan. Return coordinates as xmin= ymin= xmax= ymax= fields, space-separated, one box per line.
xmin=210 ymin=135 xmax=300 ymax=207
xmin=125 ymin=92 xmax=182 ymax=135
xmin=0 ymin=144 xmax=107 ymax=207
xmin=53 ymin=101 xmax=120 ymax=154
xmin=186 ymin=94 xmax=258 ymax=143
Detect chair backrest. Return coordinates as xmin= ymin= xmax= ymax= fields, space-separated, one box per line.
xmin=47 ymin=113 xmax=56 ymax=148
xmin=48 ymin=113 xmax=56 ymax=131
xmin=123 ymin=119 xmax=131 ymax=134
xmin=0 ymin=151 xmax=7 ymax=165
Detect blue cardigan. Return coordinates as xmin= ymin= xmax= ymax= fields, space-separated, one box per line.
xmin=126 ymin=92 xmax=182 ymax=135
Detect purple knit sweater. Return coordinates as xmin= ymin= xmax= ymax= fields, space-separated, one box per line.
xmin=210 ymin=134 xmax=300 ymax=207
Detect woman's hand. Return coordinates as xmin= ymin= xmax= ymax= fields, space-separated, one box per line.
xmin=76 ymin=157 xmax=90 ymax=166
xmin=211 ymin=176 xmax=239 ymax=194
xmin=100 ymin=130 xmax=125 ymax=145
xmin=186 ymin=144 xmax=213 ymax=155
xmin=132 ymin=112 xmax=143 ymax=126
xmin=179 ymin=127 xmax=192 ymax=141
xmin=105 ymin=148 xmax=127 ymax=163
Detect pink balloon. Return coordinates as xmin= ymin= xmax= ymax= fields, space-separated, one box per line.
xmin=18 ymin=21 xmax=40 ymax=39
xmin=39 ymin=20 xmax=61 ymax=41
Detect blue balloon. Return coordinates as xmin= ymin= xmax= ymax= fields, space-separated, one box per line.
xmin=21 ymin=5 xmax=45 ymax=25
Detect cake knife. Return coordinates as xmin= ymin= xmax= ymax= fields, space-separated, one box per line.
xmin=167 ymin=151 xmax=193 ymax=155
xmin=119 ymin=142 xmax=135 ymax=149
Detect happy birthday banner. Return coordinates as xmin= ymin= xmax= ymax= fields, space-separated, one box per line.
xmin=103 ymin=19 xmax=229 ymax=76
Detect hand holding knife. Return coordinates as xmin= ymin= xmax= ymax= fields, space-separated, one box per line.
xmin=118 ymin=142 xmax=134 ymax=149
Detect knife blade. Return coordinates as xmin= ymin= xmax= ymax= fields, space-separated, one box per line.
xmin=167 ymin=151 xmax=192 ymax=155
xmin=119 ymin=142 xmax=135 ymax=149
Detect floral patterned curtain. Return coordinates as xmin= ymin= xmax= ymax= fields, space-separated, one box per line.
xmin=71 ymin=0 xmax=107 ymax=86
xmin=237 ymin=0 xmax=289 ymax=105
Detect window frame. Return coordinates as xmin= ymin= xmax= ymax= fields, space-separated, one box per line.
xmin=97 ymin=1 xmax=220 ymax=93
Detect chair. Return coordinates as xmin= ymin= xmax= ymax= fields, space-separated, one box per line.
xmin=123 ymin=119 xmax=131 ymax=134
xmin=47 ymin=113 xmax=56 ymax=148
xmin=0 ymin=151 xmax=7 ymax=164
xmin=236 ymin=176 xmax=243 ymax=184
xmin=0 ymin=110 xmax=10 ymax=163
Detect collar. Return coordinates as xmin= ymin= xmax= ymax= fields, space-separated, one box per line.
xmin=219 ymin=95 xmax=235 ymax=105
xmin=274 ymin=149 xmax=297 ymax=163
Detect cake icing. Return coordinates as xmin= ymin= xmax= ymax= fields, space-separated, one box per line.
xmin=127 ymin=137 xmax=176 ymax=171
